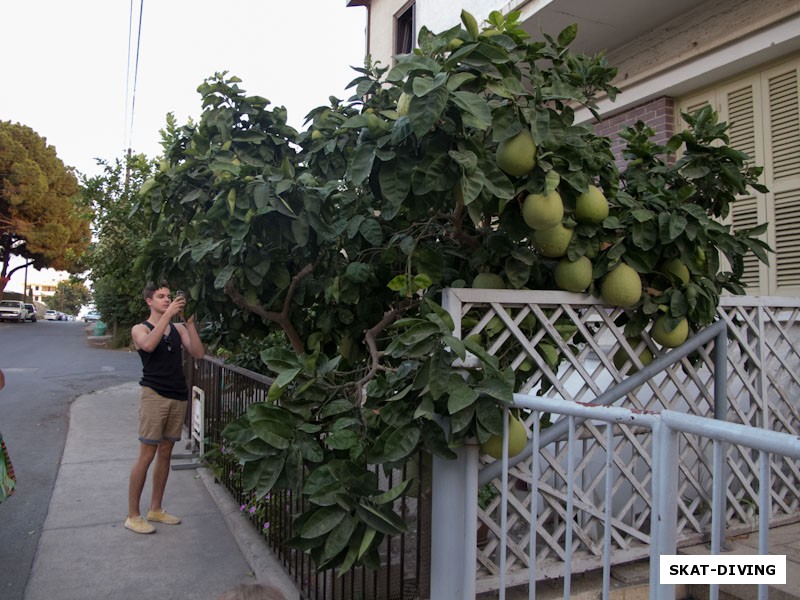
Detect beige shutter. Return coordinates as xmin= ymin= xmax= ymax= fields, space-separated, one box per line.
xmin=718 ymin=77 xmax=767 ymax=292
xmin=762 ymin=62 xmax=800 ymax=293
xmin=678 ymin=83 xmax=767 ymax=292
xmin=678 ymin=56 xmax=800 ymax=296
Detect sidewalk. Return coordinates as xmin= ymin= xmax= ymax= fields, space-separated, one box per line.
xmin=24 ymin=382 xmax=299 ymax=600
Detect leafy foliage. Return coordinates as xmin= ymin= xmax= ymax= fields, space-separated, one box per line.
xmin=0 ymin=121 xmax=91 ymax=296
xmin=134 ymin=10 xmax=768 ymax=572
xmin=49 ymin=276 xmax=91 ymax=315
xmin=80 ymin=153 xmax=158 ymax=345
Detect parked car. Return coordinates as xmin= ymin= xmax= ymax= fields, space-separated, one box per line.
xmin=44 ymin=309 xmax=59 ymax=321
xmin=83 ymin=311 xmax=101 ymax=322
xmin=24 ymin=303 xmax=37 ymax=322
xmin=0 ymin=300 xmax=28 ymax=322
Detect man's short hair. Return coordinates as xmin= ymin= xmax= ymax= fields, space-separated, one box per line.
xmin=143 ymin=280 xmax=170 ymax=301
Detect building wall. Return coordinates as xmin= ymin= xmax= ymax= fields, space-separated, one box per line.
xmin=593 ymin=97 xmax=676 ymax=172
xmin=602 ymin=0 xmax=800 ymax=106
xmin=359 ymin=0 xmax=510 ymax=67
xmin=360 ymin=0 xmax=406 ymax=67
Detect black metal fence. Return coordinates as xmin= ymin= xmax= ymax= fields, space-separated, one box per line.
xmin=184 ymin=355 xmax=431 ymax=600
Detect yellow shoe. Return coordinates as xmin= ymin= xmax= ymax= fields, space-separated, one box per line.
xmin=146 ymin=508 xmax=181 ymax=525
xmin=124 ymin=516 xmax=155 ymax=534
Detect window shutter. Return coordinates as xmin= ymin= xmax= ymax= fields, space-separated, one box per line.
xmin=763 ymin=62 xmax=800 ymax=293
xmin=729 ymin=196 xmax=761 ymax=290
xmin=719 ymin=80 xmax=767 ymax=291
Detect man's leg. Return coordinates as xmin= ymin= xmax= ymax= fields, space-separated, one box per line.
xmin=148 ymin=439 xmax=175 ymax=513
xmin=128 ymin=441 xmax=158 ymax=518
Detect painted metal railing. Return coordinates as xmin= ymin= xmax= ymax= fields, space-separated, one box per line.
xmin=501 ymin=395 xmax=799 ymax=600
xmin=437 ymin=290 xmax=800 ymax=596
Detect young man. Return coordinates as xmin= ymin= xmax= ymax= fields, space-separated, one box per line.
xmin=125 ymin=282 xmax=205 ymax=534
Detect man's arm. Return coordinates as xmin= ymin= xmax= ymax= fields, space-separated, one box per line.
xmin=131 ymin=298 xmax=186 ymax=352
xmin=177 ymin=316 xmax=205 ymax=360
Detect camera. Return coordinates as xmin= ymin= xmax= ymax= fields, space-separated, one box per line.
xmin=175 ymin=290 xmax=186 ymax=299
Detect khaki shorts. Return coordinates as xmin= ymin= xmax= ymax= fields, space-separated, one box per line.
xmin=138 ymin=386 xmax=187 ymax=445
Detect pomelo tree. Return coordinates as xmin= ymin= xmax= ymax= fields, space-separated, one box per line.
xmin=134 ymin=10 xmax=768 ymax=571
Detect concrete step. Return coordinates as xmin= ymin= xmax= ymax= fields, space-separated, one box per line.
xmin=680 ymin=524 xmax=800 ymax=600
xmin=475 ymin=521 xmax=800 ymax=600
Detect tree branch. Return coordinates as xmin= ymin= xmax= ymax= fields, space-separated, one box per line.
xmin=354 ymin=299 xmax=419 ymax=404
xmin=7 ymin=260 xmax=34 ymax=278
xmin=224 ymin=263 xmax=314 ymax=356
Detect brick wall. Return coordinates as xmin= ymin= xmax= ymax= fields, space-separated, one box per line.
xmin=593 ymin=96 xmax=676 ymax=170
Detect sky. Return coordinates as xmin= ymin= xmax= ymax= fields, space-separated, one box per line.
xmin=1 ymin=0 xmax=368 ymax=296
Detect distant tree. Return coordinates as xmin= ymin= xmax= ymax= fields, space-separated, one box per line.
xmin=0 ymin=121 xmax=91 ymax=298
xmin=49 ymin=276 xmax=91 ymax=315
xmin=80 ymin=152 xmax=157 ymax=346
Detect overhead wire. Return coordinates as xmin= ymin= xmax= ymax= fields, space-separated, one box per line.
xmin=123 ymin=0 xmax=133 ymax=150
xmin=124 ymin=0 xmax=144 ymax=153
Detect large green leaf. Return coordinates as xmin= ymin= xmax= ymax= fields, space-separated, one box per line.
xmin=409 ymin=86 xmax=449 ymax=138
xmin=322 ymin=514 xmax=357 ymax=563
xmin=300 ymin=506 xmax=347 ymax=539
xmin=355 ymin=503 xmax=406 ymax=536
xmin=242 ymin=455 xmax=285 ymax=497
xmin=446 ymin=375 xmax=479 ymax=414
xmin=451 ymin=91 xmax=492 ymax=130
xmin=348 ymin=142 xmax=376 ymax=186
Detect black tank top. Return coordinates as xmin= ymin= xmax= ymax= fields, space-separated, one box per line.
xmin=137 ymin=321 xmax=188 ymax=400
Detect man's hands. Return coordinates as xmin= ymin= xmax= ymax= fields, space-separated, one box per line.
xmin=166 ymin=296 xmax=187 ymax=320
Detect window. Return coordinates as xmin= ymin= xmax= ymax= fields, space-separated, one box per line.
xmin=677 ymin=55 xmax=800 ymax=296
xmin=395 ymin=2 xmax=415 ymax=57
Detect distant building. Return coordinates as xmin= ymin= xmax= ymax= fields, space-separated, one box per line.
xmin=28 ymin=276 xmax=62 ymax=304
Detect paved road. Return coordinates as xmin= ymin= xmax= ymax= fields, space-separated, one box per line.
xmin=0 ymin=319 xmax=141 ymax=599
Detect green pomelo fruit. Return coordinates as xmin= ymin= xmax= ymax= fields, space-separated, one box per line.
xmin=480 ymin=415 xmax=528 ymax=459
xmin=600 ymin=264 xmax=642 ymax=308
xmin=651 ymin=316 xmax=689 ymax=348
xmin=613 ymin=339 xmax=654 ymax=374
xmin=554 ymin=256 xmax=593 ymax=292
xmin=574 ymin=185 xmax=609 ymax=223
xmin=472 ymin=273 xmax=506 ymax=289
xmin=533 ymin=224 xmax=573 ymax=258
xmin=661 ymin=258 xmax=690 ymax=285
xmin=365 ymin=112 xmax=385 ymax=136
xmin=522 ymin=191 xmax=564 ymax=230
xmin=496 ymin=130 xmax=537 ymax=177
xmin=397 ymin=92 xmax=412 ymax=116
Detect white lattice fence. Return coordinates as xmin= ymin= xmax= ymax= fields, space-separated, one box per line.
xmin=440 ymin=289 xmax=800 ymax=593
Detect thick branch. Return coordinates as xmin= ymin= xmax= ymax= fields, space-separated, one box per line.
xmin=7 ymin=260 xmax=34 ymax=278
xmin=354 ymin=299 xmax=419 ymax=404
xmin=224 ymin=263 xmax=314 ymax=356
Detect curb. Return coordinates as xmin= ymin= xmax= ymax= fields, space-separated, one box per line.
xmin=197 ymin=467 xmax=301 ymax=600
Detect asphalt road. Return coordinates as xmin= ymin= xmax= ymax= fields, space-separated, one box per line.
xmin=0 ymin=319 xmax=141 ymax=600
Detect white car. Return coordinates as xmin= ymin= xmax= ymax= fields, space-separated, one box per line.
xmin=44 ymin=310 xmax=59 ymax=321
xmin=0 ymin=300 xmax=28 ymax=322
